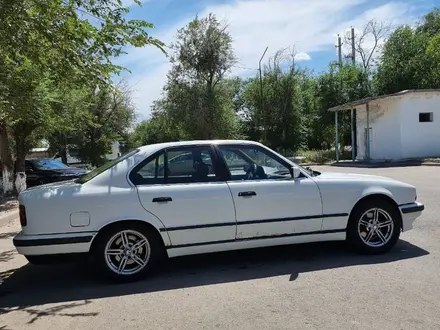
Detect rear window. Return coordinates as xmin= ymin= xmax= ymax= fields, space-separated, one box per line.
xmin=76 ymin=149 xmax=140 ymax=184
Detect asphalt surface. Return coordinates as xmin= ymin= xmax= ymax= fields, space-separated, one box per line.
xmin=1 ymin=165 xmax=439 ymax=330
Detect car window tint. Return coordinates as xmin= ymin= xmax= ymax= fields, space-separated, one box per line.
xmin=166 ymin=147 xmax=216 ymax=184
xmin=131 ymin=146 xmax=218 ymax=185
xmin=133 ymin=153 xmax=165 ymax=184
xmin=218 ymin=146 xmax=291 ymax=181
xmin=78 ymin=149 xmax=140 ymax=184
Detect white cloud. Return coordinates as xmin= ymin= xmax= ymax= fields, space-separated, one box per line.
xmin=295 ymin=52 xmax=311 ymax=61
xmin=117 ymin=0 xmax=415 ymax=120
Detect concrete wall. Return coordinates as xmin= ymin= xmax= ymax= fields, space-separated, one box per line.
xmin=355 ymin=98 xmax=402 ymax=160
xmin=399 ymin=92 xmax=440 ymax=158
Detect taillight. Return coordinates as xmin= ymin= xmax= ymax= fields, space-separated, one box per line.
xmin=19 ymin=205 xmax=27 ymax=227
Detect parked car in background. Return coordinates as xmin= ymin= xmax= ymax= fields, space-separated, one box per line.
xmin=25 ymin=158 xmax=87 ymax=187
xmin=14 ymin=140 xmax=424 ymax=283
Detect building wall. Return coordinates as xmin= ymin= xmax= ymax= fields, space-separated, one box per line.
xmin=355 ymin=98 xmax=402 ymax=160
xmin=399 ymin=92 xmax=440 ymax=158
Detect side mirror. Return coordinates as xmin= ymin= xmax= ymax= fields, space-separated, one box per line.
xmin=289 ymin=166 xmax=300 ymax=179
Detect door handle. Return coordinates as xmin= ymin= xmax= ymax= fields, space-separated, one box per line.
xmin=152 ymin=197 xmax=172 ymax=203
xmin=238 ymin=191 xmax=256 ymax=197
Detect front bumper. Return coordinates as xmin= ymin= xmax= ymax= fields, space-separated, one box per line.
xmin=13 ymin=231 xmax=96 ymax=256
xmin=399 ymin=202 xmax=424 ymax=232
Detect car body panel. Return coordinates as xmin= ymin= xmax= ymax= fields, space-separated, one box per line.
xmin=14 ymin=140 xmax=424 ymax=259
xmin=226 ymin=177 xmax=325 ymax=239
xmin=136 ymin=182 xmax=236 ymax=246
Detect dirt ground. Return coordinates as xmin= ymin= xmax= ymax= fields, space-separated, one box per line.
xmin=1 ymin=165 xmax=439 ymax=330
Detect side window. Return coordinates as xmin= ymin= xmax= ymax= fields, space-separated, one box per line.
xmin=131 ymin=146 xmax=218 ymax=185
xmin=218 ymin=146 xmax=291 ymax=181
xmin=132 ymin=152 xmax=165 ymax=185
xmin=166 ymin=147 xmax=216 ymax=183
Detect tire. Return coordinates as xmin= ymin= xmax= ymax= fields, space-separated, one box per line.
xmin=93 ymin=223 xmax=164 ymax=283
xmin=347 ymin=198 xmax=401 ymax=254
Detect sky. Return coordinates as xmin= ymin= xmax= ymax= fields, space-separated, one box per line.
xmin=116 ymin=0 xmax=439 ymax=121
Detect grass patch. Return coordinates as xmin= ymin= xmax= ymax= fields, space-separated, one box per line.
xmin=294 ymin=149 xmax=352 ymax=164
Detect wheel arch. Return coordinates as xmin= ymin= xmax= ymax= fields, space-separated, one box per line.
xmin=349 ymin=191 xmax=403 ymax=230
xmin=89 ymin=219 xmax=169 ymax=256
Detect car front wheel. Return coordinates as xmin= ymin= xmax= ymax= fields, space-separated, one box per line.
xmin=93 ymin=223 xmax=163 ymax=282
xmin=347 ymin=198 xmax=401 ymax=254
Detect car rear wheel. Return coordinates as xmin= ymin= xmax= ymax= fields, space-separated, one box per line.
xmin=347 ymin=198 xmax=401 ymax=254
xmin=93 ymin=223 xmax=163 ymax=282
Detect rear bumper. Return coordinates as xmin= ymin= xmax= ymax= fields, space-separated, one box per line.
xmin=13 ymin=231 xmax=97 ymax=256
xmin=399 ymin=202 xmax=424 ymax=232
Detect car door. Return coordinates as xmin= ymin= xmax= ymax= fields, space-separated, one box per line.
xmin=25 ymin=160 xmax=40 ymax=186
xmin=215 ymin=144 xmax=323 ymax=240
xmin=130 ymin=144 xmax=236 ymax=247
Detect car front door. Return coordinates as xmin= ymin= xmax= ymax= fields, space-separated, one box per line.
xmin=25 ymin=161 xmax=40 ymax=186
xmin=130 ymin=144 xmax=236 ymax=247
xmin=215 ymin=144 xmax=323 ymax=240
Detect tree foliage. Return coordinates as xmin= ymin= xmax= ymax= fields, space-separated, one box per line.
xmin=0 ymin=0 xmax=163 ymax=193
xmin=152 ymin=14 xmax=242 ymax=140
xmin=375 ymin=9 xmax=440 ymax=94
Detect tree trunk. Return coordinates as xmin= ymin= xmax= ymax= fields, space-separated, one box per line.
xmin=14 ymin=134 xmax=27 ymax=194
xmin=61 ymin=147 xmax=68 ymax=165
xmin=0 ymin=121 xmax=14 ymax=195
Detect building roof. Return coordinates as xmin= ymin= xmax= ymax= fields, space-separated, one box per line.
xmin=328 ymin=89 xmax=440 ymax=112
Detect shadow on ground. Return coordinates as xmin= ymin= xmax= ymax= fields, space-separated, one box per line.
xmin=0 ymin=240 xmax=429 ymax=314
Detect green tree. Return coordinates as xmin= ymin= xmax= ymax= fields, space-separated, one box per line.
xmin=0 ymin=0 xmax=164 ymax=192
xmin=315 ymin=62 xmax=372 ymax=149
xmin=375 ymin=8 xmax=440 ymax=94
xmin=70 ymin=84 xmax=136 ymax=167
xmin=155 ymin=13 xmax=241 ymax=140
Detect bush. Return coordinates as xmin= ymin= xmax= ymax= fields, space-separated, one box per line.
xmin=294 ymin=148 xmax=352 ymax=164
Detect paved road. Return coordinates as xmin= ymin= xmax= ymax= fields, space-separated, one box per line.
xmin=1 ymin=165 xmax=439 ymax=330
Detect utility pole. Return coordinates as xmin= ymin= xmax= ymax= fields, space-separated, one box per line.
xmin=259 ymin=46 xmax=268 ymax=142
xmin=336 ymin=34 xmax=342 ymax=66
xmin=351 ymin=27 xmax=355 ymax=65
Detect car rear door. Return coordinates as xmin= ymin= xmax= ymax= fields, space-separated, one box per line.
xmin=215 ymin=144 xmax=324 ymax=240
xmin=130 ymin=144 xmax=236 ymax=247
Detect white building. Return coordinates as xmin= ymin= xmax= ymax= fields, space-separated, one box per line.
xmin=329 ymin=89 xmax=440 ymax=161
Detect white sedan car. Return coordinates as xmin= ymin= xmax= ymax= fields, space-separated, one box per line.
xmin=14 ymin=140 xmax=424 ymax=282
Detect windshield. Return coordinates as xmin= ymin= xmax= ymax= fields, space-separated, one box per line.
xmin=31 ymin=159 xmax=69 ymax=170
xmin=76 ymin=149 xmax=140 ymax=184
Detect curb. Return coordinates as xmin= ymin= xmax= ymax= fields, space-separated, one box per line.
xmin=328 ymin=162 xmax=440 ymax=168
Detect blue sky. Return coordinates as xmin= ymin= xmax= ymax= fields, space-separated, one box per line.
xmin=117 ymin=0 xmax=439 ymax=120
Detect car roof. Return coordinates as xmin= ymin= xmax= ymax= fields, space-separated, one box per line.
xmin=137 ymin=140 xmax=262 ymax=154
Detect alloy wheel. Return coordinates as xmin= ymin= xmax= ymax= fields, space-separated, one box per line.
xmin=357 ymin=208 xmax=394 ymax=247
xmin=104 ymin=229 xmax=151 ymax=275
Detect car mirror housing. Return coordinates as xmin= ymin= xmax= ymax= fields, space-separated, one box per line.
xmin=289 ymin=166 xmax=300 ymax=179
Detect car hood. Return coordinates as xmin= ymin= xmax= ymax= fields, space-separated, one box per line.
xmin=314 ymin=171 xmax=402 ymax=183
xmin=40 ymin=167 xmax=87 ymax=175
